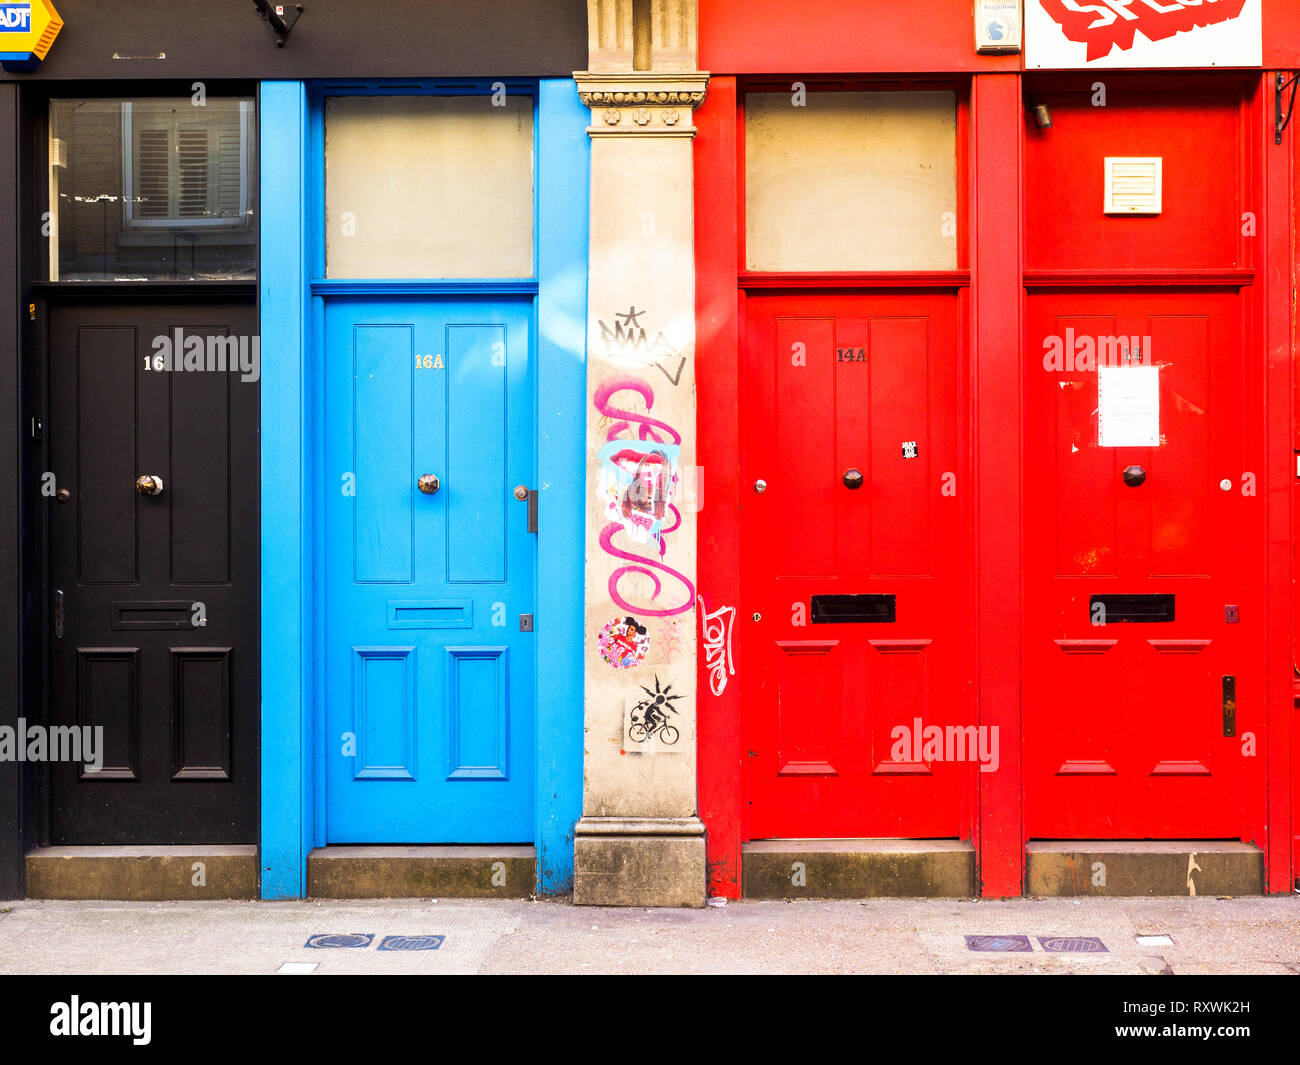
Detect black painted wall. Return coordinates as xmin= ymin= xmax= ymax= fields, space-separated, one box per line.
xmin=0 ymin=0 xmax=589 ymax=80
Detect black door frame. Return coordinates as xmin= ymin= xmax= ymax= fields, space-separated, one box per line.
xmin=0 ymin=81 xmax=259 ymax=894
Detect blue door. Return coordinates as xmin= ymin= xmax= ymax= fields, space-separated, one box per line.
xmin=323 ymin=296 xmax=536 ymax=842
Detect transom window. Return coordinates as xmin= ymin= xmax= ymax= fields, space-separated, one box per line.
xmin=48 ymin=97 xmax=257 ymax=281
xmin=744 ymin=90 xmax=959 ymax=272
xmin=323 ymin=94 xmax=535 ymax=280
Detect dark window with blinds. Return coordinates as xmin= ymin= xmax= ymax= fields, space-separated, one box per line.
xmin=48 ymin=98 xmax=256 ymax=281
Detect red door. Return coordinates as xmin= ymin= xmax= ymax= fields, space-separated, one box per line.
xmin=1023 ymin=290 xmax=1264 ymax=839
xmin=740 ymin=293 xmax=969 ymax=839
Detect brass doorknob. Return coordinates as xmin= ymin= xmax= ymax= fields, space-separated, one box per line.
xmin=842 ymin=468 xmax=864 ymax=490
xmin=418 ymin=474 xmax=440 ymax=495
xmin=514 ymin=485 xmax=529 ymax=501
xmin=135 ymin=475 xmax=164 ymax=496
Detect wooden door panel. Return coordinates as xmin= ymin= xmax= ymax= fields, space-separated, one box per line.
xmin=742 ymin=292 xmax=969 ymax=840
xmin=1023 ymin=291 xmax=1261 ymax=839
xmin=322 ymin=298 xmax=536 ymax=843
xmin=48 ymin=302 xmax=259 ymax=844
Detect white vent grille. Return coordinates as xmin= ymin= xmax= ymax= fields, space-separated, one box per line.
xmin=1105 ymin=157 xmax=1162 ymax=215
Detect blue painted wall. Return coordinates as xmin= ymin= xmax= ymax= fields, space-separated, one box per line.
xmin=259 ymin=80 xmax=313 ymax=900
xmin=259 ymin=77 xmax=588 ymax=897
xmin=534 ymin=77 xmax=590 ymax=893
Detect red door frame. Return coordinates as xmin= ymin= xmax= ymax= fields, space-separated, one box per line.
xmin=1270 ymin=68 xmax=1299 ymax=894
xmin=696 ymin=75 xmax=983 ymax=897
xmin=1242 ymin=71 xmax=1290 ymax=895
xmin=697 ymin=68 xmax=1295 ymax=898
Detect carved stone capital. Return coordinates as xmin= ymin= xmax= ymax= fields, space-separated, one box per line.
xmin=574 ymin=72 xmax=709 ymax=137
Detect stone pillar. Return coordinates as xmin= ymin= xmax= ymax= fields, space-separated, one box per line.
xmin=573 ymin=0 xmax=709 ymax=907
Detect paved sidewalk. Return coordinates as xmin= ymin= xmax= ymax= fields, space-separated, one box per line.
xmin=1 ymin=895 xmax=1297 ymax=974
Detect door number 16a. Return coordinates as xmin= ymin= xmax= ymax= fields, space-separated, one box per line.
xmin=417 ymin=343 xmax=507 ymax=369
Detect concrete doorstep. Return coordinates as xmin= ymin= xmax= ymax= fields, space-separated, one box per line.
xmin=26 ymin=847 xmax=258 ymax=901
xmin=1026 ymin=841 xmax=1264 ymax=897
xmin=743 ymin=840 xmax=977 ymax=899
xmin=307 ymin=846 xmax=537 ymax=899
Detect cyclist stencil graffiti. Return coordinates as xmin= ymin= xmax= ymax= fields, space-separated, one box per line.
xmin=625 ymin=675 xmax=685 ymax=748
xmin=598 ymin=615 xmax=651 ymax=669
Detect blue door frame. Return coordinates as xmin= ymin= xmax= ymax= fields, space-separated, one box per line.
xmin=258 ymin=79 xmax=588 ymax=898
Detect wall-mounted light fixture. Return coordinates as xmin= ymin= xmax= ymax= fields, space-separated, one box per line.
xmin=251 ymin=0 xmax=303 ymax=48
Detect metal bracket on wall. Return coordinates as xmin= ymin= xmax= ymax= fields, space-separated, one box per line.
xmin=514 ymin=485 xmax=538 ymax=533
xmin=251 ymin=0 xmax=303 ymax=47
xmin=1276 ymin=72 xmax=1299 ymax=145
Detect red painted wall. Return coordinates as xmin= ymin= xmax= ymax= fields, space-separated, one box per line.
xmin=695 ymin=4 xmax=1298 ymax=896
xmin=1023 ymin=86 xmax=1247 ymax=272
xmin=705 ymin=0 xmax=1300 ymax=73
xmin=696 ymin=77 xmax=744 ymax=898
xmin=1264 ymin=0 xmax=1300 ymax=70
xmin=700 ymin=0 xmax=1020 ymax=75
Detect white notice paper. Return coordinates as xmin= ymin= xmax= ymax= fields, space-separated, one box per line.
xmin=1098 ymin=365 xmax=1160 ymax=448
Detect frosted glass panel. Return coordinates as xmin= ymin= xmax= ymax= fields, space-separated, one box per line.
xmin=325 ymin=95 xmax=534 ymax=278
xmin=745 ymin=91 xmax=958 ymax=272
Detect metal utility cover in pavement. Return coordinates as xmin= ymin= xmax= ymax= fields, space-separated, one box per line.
xmin=1038 ymin=936 xmax=1108 ymax=953
xmin=965 ymin=935 xmax=1033 ymax=953
xmin=305 ymin=933 xmax=374 ymax=949
xmin=377 ymin=935 xmax=446 ymax=951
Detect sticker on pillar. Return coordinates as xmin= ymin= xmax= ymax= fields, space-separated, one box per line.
xmin=1098 ymin=365 xmax=1160 ymax=448
xmin=598 ymin=441 xmax=681 ymax=547
xmin=0 ymin=0 xmax=63 ymax=71
xmin=625 ymin=675 xmax=685 ymax=751
xmin=598 ymin=615 xmax=650 ymax=670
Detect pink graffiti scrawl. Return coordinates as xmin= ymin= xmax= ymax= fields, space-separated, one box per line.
xmin=593 ymin=376 xmax=695 ymax=618
xmin=1039 ymin=0 xmax=1248 ymax=63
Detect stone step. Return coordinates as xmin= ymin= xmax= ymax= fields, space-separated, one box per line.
xmin=26 ymin=845 xmax=257 ymax=900
xmin=1026 ymin=841 xmax=1264 ymax=897
xmin=743 ymin=839 xmax=976 ymax=899
xmin=306 ymin=845 xmax=536 ymax=899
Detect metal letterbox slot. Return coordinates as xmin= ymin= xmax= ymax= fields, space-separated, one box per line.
xmin=1088 ymin=593 xmax=1175 ymax=624
xmin=810 ymin=594 xmax=896 ymax=624
xmin=111 ymin=601 xmax=197 ymax=631
xmin=387 ymin=600 xmax=473 ymax=629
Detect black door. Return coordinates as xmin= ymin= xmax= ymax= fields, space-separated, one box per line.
xmin=47 ymin=301 xmax=259 ymax=843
